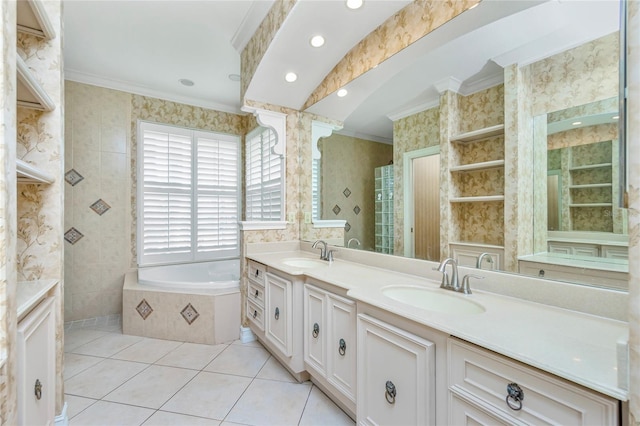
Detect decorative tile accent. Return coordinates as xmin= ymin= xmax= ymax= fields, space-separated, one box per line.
xmin=332 ymin=205 xmax=341 ymax=215
xmin=181 ymin=303 xmax=200 ymax=325
xmin=64 ymin=227 xmax=84 ymax=245
xmin=136 ymin=299 xmax=153 ymax=320
xmin=90 ymin=199 xmax=111 ymax=216
xmin=64 ymin=169 xmax=84 ymax=186
xmin=345 ymin=222 xmax=351 ymax=232
xmin=353 ymin=205 xmax=361 ymax=215
xmin=343 ymin=187 xmax=351 ymax=198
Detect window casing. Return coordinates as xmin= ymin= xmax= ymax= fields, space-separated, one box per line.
xmin=245 ymin=126 xmax=284 ymax=221
xmin=137 ymin=121 xmax=240 ymax=266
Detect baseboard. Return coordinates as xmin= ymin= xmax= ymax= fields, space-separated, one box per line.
xmin=54 ymin=402 xmax=68 ymax=426
xmin=240 ymin=326 xmax=256 ymax=343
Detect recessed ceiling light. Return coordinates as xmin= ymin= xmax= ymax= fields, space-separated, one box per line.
xmin=310 ymin=35 xmax=325 ymax=48
xmin=337 ymin=89 xmax=348 ymax=97
xmin=346 ymin=0 xmax=363 ymax=10
xmin=179 ymin=78 xmax=194 ymax=87
xmin=228 ymin=74 xmax=241 ymax=82
xmin=285 ymin=72 xmax=298 ymax=83
xmin=571 ymin=121 xmax=582 ymax=126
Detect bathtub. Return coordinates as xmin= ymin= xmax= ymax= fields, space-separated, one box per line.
xmin=123 ymin=259 xmax=241 ymax=345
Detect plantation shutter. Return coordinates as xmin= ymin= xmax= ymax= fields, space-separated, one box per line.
xmin=245 ymin=127 xmax=283 ymax=221
xmin=312 ymin=157 xmax=320 ymax=220
xmin=138 ymin=122 xmax=240 ymax=266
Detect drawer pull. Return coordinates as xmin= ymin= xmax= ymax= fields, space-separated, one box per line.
xmin=312 ymin=323 xmax=320 ymax=338
xmin=275 ymin=307 xmax=280 ymax=320
xmin=253 ymin=310 xmax=258 ymax=319
xmin=538 ymin=269 xmax=545 ymax=277
xmin=255 ymin=269 xmax=259 ymax=277
xmin=385 ymin=380 xmax=396 ymax=404
xmin=338 ymin=338 xmax=346 ymax=356
xmin=254 ymin=289 xmax=259 ymax=298
xmin=34 ymin=379 xmax=42 ymax=400
xmin=506 ymin=382 xmax=524 ymax=411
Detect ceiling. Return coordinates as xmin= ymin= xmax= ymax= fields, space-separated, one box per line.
xmin=63 ymin=0 xmax=621 ymax=142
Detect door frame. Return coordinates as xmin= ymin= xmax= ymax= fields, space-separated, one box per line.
xmin=403 ymin=146 xmax=440 ymax=258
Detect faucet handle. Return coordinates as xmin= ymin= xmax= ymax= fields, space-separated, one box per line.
xmin=327 ymin=249 xmax=336 ymax=262
xmin=460 ymin=274 xmax=484 ymax=294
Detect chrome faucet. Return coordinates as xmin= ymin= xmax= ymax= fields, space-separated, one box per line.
xmin=312 ymin=240 xmax=334 ymax=261
xmin=460 ymin=274 xmax=484 ymax=295
xmin=476 ymin=252 xmax=493 ymax=269
xmin=435 ymin=258 xmax=459 ymax=291
xmin=347 ymin=238 xmax=361 ymax=249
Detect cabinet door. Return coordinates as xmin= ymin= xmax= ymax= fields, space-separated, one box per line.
xmin=357 ymin=314 xmax=435 ymax=426
xmin=265 ymin=272 xmax=293 ymax=356
xmin=449 ymin=393 xmax=516 ymax=426
xmin=304 ymin=284 xmax=327 ymax=375
xmin=17 ymin=297 xmax=55 ymax=426
xmin=327 ymin=294 xmax=356 ymax=403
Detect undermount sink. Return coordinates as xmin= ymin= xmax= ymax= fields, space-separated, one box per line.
xmin=280 ymin=258 xmax=327 ymax=268
xmin=381 ymin=285 xmax=486 ymax=315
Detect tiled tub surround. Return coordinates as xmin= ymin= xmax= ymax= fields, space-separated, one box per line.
xmin=245 ymin=241 xmax=628 ymax=403
xmin=122 ymin=262 xmax=240 ymax=345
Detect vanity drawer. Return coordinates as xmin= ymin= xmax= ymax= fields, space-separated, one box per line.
xmin=246 ymin=299 xmax=264 ymax=331
xmin=248 ymin=281 xmax=265 ymax=306
xmin=448 ymin=338 xmax=618 ymax=425
xmin=247 ymin=260 xmax=266 ymax=286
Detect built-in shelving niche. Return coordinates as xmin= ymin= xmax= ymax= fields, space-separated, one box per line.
xmin=16 ymin=158 xmax=54 ymax=184
xmin=16 ymin=55 xmax=55 ymax=112
xmin=17 ymin=0 xmax=56 ymax=40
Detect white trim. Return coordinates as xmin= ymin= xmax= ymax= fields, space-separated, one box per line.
xmin=54 ymin=402 xmax=68 ymax=426
xmin=312 ymin=219 xmax=347 ymax=228
xmin=230 ymin=1 xmax=275 ymax=53
xmin=241 ymin=106 xmax=287 ymax=156
xmin=334 ymin=128 xmax=391 ymax=145
xmin=239 ymin=221 xmax=288 ymax=231
xmin=65 ymin=69 xmax=242 ymax=114
xmin=312 ymin=120 xmax=342 ymax=160
xmin=387 ymin=99 xmax=440 ymax=122
xmin=459 ymin=72 xmax=505 ymax=96
xmin=240 ymin=326 xmax=257 ymax=343
xmin=403 ymin=146 xmax=440 ymax=258
xmin=433 ymin=76 xmax=463 ymax=94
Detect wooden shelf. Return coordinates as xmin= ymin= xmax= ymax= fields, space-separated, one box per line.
xmin=450 ymin=159 xmax=505 ymax=172
xmin=450 ymin=124 xmax=504 ymax=143
xmin=16 ymin=159 xmax=55 ymax=184
xmin=569 ymin=163 xmax=612 ymax=171
xmin=569 ymin=203 xmax=613 ymax=208
xmin=17 ymin=55 xmax=55 ymax=112
xmin=17 ymin=0 xmax=56 ymax=40
xmin=569 ymin=183 xmax=612 ymax=189
xmin=450 ymin=195 xmax=505 ymax=203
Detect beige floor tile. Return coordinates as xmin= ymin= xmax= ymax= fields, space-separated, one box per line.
xmin=161 ymin=371 xmax=251 ymax=420
xmin=225 ymin=378 xmax=312 ymax=426
xmin=87 ymin=323 xmax=123 ymax=333
xmin=111 ymin=338 xmax=182 ymax=363
xmin=71 ymin=333 xmax=143 ymax=357
xmin=69 ymin=400 xmax=154 ymax=426
xmin=231 ymin=339 xmax=263 ymax=348
xmin=299 ymin=386 xmax=355 ymax=426
xmin=64 ymin=329 xmax=110 ymax=352
xmin=65 ymin=358 xmax=148 ymax=399
xmin=64 ymin=353 xmax=104 ymax=381
xmin=256 ymin=356 xmax=296 ymax=383
xmin=155 ymin=342 xmax=227 ymax=370
xmin=65 ymin=394 xmax=97 ymax=419
xmin=203 ymin=344 xmax=269 ymax=377
xmin=143 ymin=411 xmax=221 ymax=426
xmin=104 ymin=365 xmax=197 ymax=409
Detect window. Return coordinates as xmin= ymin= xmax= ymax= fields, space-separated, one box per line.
xmin=245 ymin=126 xmax=284 ymax=221
xmin=137 ymin=121 xmax=240 ymax=266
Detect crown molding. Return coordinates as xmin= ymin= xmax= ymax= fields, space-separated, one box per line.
xmin=433 ymin=76 xmax=463 ymax=94
xmin=231 ymin=1 xmax=275 ymax=53
xmin=387 ymin=98 xmax=440 ymax=122
xmin=460 ymin=71 xmax=504 ymax=96
xmin=335 ymin=128 xmax=393 ymax=145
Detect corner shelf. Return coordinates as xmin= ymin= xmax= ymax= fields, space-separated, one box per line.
xmin=568 ymin=162 xmax=612 ymax=171
xmin=450 ymin=159 xmax=505 ymax=172
xmin=569 ymin=203 xmax=613 ymax=208
xmin=17 ymin=55 xmax=55 ymax=112
xmin=450 ymin=195 xmax=505 ymax=203
xmin=450 ymin=124 xmax=505 ymax=143
xmin=569 ymin=183 xmax=612 ymax=189
xmin=16 ymin=159 xmax=55 ymax=184
xmin=17 ymin=0 xmax=56 ymax=40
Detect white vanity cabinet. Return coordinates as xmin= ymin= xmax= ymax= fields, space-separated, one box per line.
xmin=303 ymin=283 xmax=356 ymax=406
xmin=265 ymin=272 xmax=293 ymax=356
xmin=448 ymin=338 xmax=618 ymax=425
xmin=246 ymin=260 xmax=266 ymax=330
xmin=17 ymin=297 xmax=56 ymax=426
xmin=357 ymin=313 xmax=436 ymax=426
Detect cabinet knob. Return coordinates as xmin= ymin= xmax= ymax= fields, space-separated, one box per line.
xmin=274 ymin=307 xmax=280 ymax=320
xmin=506 ymin=382 xmax=524 ymax=411
xmin=538 ymin=269 xmax=545 ymax=277
xmin=312 ymin=323 xmax=320 ymax=338
xmin=254 ymin=289 xmax=259 ymax=298
xmin=255 ymin=269 xmax=259 ymax=277
xmin=338 ymin=338 xmax=346 ymax=356
xmin=34 ymin=379 xmax=42 ymax=400
xmin=385 ymin=380 xmax=396 ymax=404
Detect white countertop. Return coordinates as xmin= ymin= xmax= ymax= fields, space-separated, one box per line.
xmin=519 ymin=252 xmax=628 ymax=273
xmin=247 ymin=250 xmax=628 ymax=401
xmin=17 ymin=279 xmax=58 ymax=320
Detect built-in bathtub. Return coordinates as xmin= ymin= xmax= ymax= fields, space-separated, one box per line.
xmin=123 ymin=259 xmax=241 ymax=345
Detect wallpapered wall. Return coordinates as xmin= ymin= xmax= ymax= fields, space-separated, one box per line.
xmin=318 ymin=134 xmax=392 ymax=251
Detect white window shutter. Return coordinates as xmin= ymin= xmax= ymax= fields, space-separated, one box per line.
xmin=245 ymin=127 xmax=283 ymax=221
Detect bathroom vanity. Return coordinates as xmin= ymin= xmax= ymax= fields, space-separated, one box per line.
xmin=244 ymin=242 xmax=627 ymax=425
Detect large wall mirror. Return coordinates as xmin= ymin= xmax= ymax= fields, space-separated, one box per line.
xmin=302 ymin=0 xmax=625 ymax=290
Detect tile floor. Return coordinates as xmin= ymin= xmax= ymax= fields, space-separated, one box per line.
xmin=64 ymin=322 xmax=355 ymax=426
